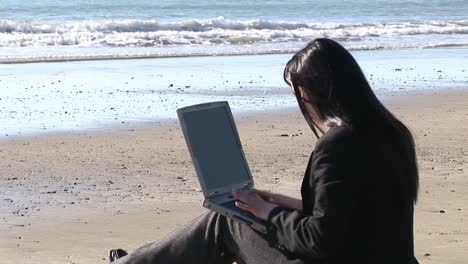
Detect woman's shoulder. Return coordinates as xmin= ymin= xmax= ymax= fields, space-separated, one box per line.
xmin=316 ymin=125 xmax=357 ymax=149
xmin=311 ymin=125 xmax=365 ymax=181
xmin=312 ymin=125 xmax=365 ymax=161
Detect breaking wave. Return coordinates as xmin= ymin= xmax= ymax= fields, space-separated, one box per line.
xmin=1 ymin=17 xmax=468 ymax=48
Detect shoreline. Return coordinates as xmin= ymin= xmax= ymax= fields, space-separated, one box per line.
xmin=0 ymin=49 xmax=296 ymax=65
xmin=2 ymin=48 xmax=468 ymax=137
xmin=1 ymin=46 xmax=468 ymax=65
xmin=1 ymin=88 xmax=467 ymax=263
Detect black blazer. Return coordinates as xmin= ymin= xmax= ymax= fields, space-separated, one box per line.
xmin=266 ymin=125 xmax=418 ymax=264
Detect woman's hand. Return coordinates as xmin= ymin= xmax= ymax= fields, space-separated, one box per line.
xmin=256 ymin=189 xmax=303 ymax=212
xmin=232 ymin=191 xmax=278 ymax=221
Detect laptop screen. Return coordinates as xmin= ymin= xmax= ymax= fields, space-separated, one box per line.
xmin=182 ymin=105 xmax=251 ymax=190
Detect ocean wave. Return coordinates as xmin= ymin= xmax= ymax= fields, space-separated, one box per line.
xmin=1 ymin=17 xmax=468 ymax=48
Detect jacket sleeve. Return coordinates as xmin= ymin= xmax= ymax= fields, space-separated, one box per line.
xmin=265 ymin=132 xmax=359 ymax=260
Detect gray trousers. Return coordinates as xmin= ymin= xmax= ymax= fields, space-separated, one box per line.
xmin=112 ymin=211 xmax=306 ymax=264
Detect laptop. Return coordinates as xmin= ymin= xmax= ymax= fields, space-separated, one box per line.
xmin=177 ymin=101 xmax=266 ymax=233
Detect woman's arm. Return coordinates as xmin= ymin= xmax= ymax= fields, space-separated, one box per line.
xmin=235 ymin=128 xmax=359 ymax=260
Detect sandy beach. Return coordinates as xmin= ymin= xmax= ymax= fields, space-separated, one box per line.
xmin=2 ymin=0 xmax=468 ymax=263
xmin=0 ymin=88 xmax=466 ymax=264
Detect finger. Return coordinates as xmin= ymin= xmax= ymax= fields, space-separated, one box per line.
xmin=235 ymin=201 xmax=252 ymax=212
xmin=234 ymin=191 xmax=255 ymax=202
xmin=233 ymin=193 xmax=248 ymax=205
xmin=255 ymin=189 xmax=271 ymax=198
xmin=232 ymin=191 xmax=246 ymax=198
xmin=232 ymin=191 xmax=242 ymax=200
xmin=254 ymin=189 xmax=266 ymax=195
xmin=247 ymin=191 xmax=265 ymax=202
xmin=255 ymin=190 xmax=277 ymax=203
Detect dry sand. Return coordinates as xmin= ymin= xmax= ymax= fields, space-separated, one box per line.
xmin=1 ymin=89 xmax=467 ymax=264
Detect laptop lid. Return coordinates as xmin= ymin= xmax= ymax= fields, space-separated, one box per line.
xmin=177 ymin=101 xmax=254 ymax=198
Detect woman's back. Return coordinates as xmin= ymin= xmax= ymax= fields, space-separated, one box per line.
xmin=302 ymin=125 xmax=417 ymax=263
xmin=340 ymin=125 xmax=417 ymax=263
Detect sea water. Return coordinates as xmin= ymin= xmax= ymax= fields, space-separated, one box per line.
xmin=1 ymin=0 xmax=468 ymax=61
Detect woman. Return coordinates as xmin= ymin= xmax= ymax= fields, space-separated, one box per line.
xmin=110 ymin=38 xmax=419 ymax=264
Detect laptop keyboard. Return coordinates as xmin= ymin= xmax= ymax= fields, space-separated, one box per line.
xmin=219 ymin=200 xmax=257 ymax=219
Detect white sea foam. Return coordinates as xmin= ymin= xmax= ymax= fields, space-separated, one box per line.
xmin=1 ymin=17 xmax=468 ymax=49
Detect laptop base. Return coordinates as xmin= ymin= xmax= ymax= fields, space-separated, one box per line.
xmin=203 ymin=199 xmax=267 ymax=234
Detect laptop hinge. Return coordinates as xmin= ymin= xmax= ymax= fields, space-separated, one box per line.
xmin=240 ymin=183 xmax=251 ymax=191
xmin=206 ymin=181 xmax=253 ymax=198
xmin=207 ymin=191 xmax=222 ymax=198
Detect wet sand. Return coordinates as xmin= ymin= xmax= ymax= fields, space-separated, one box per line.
xmin=1 ymin=89 xmax=467 ymax=264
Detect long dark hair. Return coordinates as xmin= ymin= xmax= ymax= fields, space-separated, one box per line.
xmin=284 ymin=38 xmax=418 ymax=203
